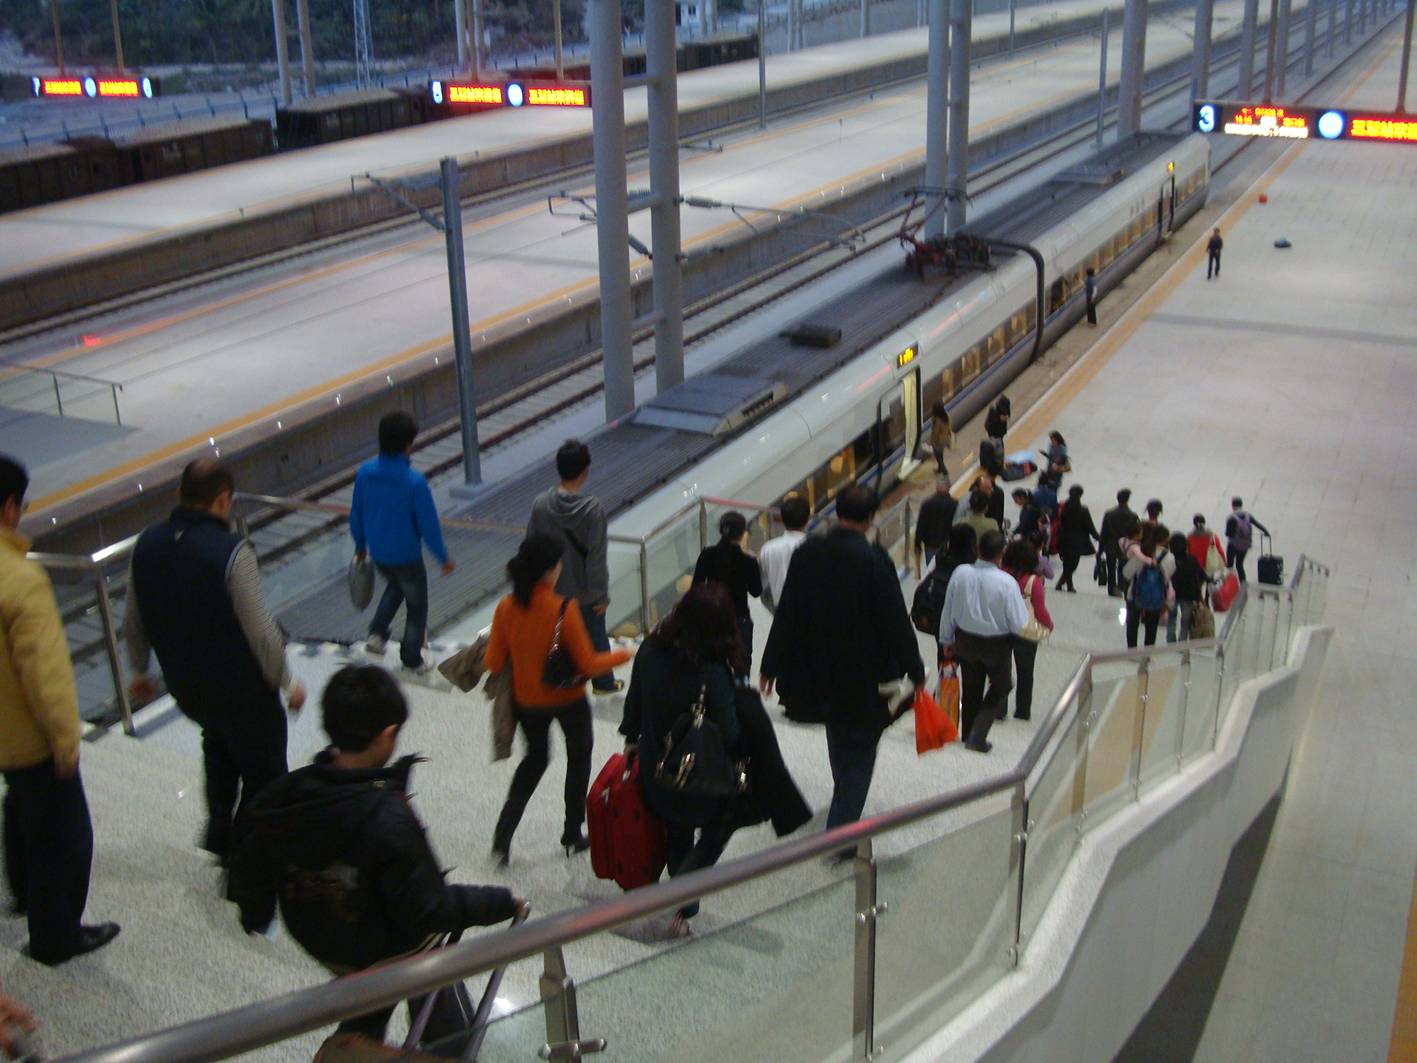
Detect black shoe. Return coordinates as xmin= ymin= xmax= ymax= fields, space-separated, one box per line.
xmin=561 ymin=829 xmax=590 ymax=856
xmin=964 ymin=740 xmax=993 ymax=754
xmin=491 ymin=825 xmax=512 ymax=868
xmin=28 ymin=922 xmax=121 ymax=966
xmin=1014 ymin=714 xmax=1031 ymax=722
xmin=592 ymin=680 xmax=625 ymax=696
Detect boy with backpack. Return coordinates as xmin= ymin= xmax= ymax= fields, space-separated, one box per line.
xmin=1224 ymin=497 xmax=1270 ymax=584
xmin=1121 ymin=527 xmax=1175 ymax=648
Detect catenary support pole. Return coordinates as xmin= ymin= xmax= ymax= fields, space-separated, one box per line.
xmin=454 ymin=0 xmax=467 ymax=67
xmin=924 ymin=0 xmax=948 ymax=238
xmin=1263 ymin=0 xmax=1280 ymax=101
xmin=110 ymin=0 xmax=125 ymax=71
xmin=1097 ymin=8 xmax=1110 ymax=145
xmin=646 ymin=0 xmax=685 ymax=394
xmin=1328 ymin=0 xmax=1337 ymax=56
xmin=554 ymin=0 xmax=564 ymax=79
xmin=862 ymin=0 xmax=871 ymax=37
xmin=590 ymin=0 xmax=635 ymax=422
xmin=945 ymin=0 xmax=971 ymax=232
xmin=1304 ymin=0 xmax=1317 ymax=75
xmin=1276 ymin=0 xmax=1291 ymax=97
xmin=1009 ymin=0 xmax=1017 ymax=54
xmin=440 ymin=158 xmax=482 ymax=487
xmin=1192 ymin=0 xmax=1214 ymax=103
xmin=1238 ymin=0 xmax=1260 ymax=96
xmin=271 ymin=0 xmax=292 ymax=104
xmin=472 ymin=0 xmax=485 ymax=75
xmin=758 ymin=0 xmax=767 ymax=127
xmin=1399 ymin=0 xmax=1416 ymax=110
xmin=296 ymin=0 xmax=316 ymax=94
xmin=1116 ymin=0 xmax=1147 ymax=137
xmin=49 ymin=0 xmax=65 ymax=72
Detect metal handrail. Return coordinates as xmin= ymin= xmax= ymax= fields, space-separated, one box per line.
xmin=0 ymin=360 xmax=124 ymax=425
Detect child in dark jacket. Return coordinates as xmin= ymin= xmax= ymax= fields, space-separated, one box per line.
xmin=228 ymin=665 xmax=523 ymax=1058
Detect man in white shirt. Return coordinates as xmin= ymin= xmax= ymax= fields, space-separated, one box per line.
xmin=758 ymin=497 xmax=809 ymax=613
xmin=939 ymin=529 xmax=1028 ymax=754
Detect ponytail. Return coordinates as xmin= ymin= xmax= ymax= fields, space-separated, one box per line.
xmin=506 ymin=534 xmax=563 ymax=607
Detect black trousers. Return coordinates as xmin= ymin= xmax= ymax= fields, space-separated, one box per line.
xmin=1085 ymin=297 xmax=1097 ymax=324
xmin=1207 ymin=250 xmax=1221 ymax=278
xmin=1058 ymin=549 xmax=1082 ymax=591
xmin=1011 ymin=637 xmax=1038 ymax=720
xmin=338 ymin=980 xmax=472 ymax=1057
xmin=1125 ymin=603 xmax=1162 ymax=648
xmin=1105 ymin=551 xmax=1125 ymax=595
xmin=189 ymin=692 xmax=289 ymax=861
xmin=1229 ymin=545 xmax=1250 ymax=583
xmin=666 ymin=814 xmax=734 ymax=920
xmin=954 ymin=630 xmax=1013 ymax=746
xmin=496 ymin=699 xmax=593 ymax=841
xmin=3 ymin=760 xmax=94 ymax=960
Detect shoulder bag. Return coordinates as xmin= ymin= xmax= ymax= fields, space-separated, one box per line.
xmin=1017 ymin=575 xmax=1051 ymax=643
xmin=655 ymin=679 xmax=743 ymax=799
xmin=542 ymin=599 xmax=586 ymax=689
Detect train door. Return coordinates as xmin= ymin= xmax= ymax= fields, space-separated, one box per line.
xmin=877 ymin=369 xmax=922 ymax=484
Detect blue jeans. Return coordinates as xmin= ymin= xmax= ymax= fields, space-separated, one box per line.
xmin=370 ymin=560 xmax=429 ymax=667
xmin=580 ymin=602 xmax=618 ymax=691
xmin=824 ymin=719 xmax=881 ymax=829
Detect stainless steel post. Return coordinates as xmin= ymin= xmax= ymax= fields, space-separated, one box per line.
xmin=1116 ymin=0 xmax=1147 ymax=137
xmin=1131 ymin=658 xmax=1150 ymax=797
xmin=945 ymin=0 xmax=971 ymax=232
xmin=441 ymin=158 xmax=482 ymax=486
xmin=852 ymin=843 xmax=883 ymax=1061
xmin=554 ymin=0 xmax=565 ymax=80
xmin=923 ymin=0 xmax=949 ymax=238
xmin=49 ymin=0 xmax=65 ymax=71
xmin=637 ymin=542 xmax=650 ymax=634
xmin=646 ymin=0 xmax=685 ymax=393
xmin=1176 ymin=650 xmax=1192 ymax=766
xmin=271 ymin=0 xmax=293 ymax=105
xmin=296 ymin=0 xmax=316 ymax=94
xmin=1192 ymin=0 xmax=1215 ymax=103
xmin=1239 ymin=0 xmax=1260 ymax=96
xmin=1304 ymin=0 xmax=1318 ymax=74
xmin=1399 ymin=0 xmax=1416 ymax=110
xmin=53 ymin=375 xmax=63 ymax=417
xmin=1263 ymin=0 xmax=1280 ymax=101
xmin=590 ymin=0 xmax=636 ymax=422
xmin=94 ymin=574 xmax=135 ymax=736
xmin=110 ymin=0 xmax=125 ymax=70
xmin=454 ymin=0 xmax=468 ymax=66
xmin=758 ymin=0 xmax=768 ymax=127
xmin=1276 ymin=0 xmax=1292 ymax=97
xmin=1097 ymin=8 xmax=1110 ymax=146
xmin=1008 ymin=782 xmax=1029 ymax=959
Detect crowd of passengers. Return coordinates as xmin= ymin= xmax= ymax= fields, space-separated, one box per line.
xmin=0 ymin=405 xmax=1271 ymax=1057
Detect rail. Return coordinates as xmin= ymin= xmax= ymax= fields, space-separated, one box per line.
xmin=0 ymin=361 xmax=123 ymax=425
xmin=55 ymin=541 xmax=1328 ymax=1061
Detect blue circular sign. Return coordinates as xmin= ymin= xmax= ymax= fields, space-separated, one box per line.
xmin=431 ymin=80 xmax=444 ymax=105
xmin=1317 ymin=110 xmax=1345 ymax=140
xmin=141 ymin=76 xmax=154 ymax=99
xmin=507 ymin=82 xmax=525 ymax=107
xmin=83 ymin=76 xmax=97 ymax=98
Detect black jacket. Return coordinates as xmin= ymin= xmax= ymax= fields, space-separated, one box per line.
xmin=227 ymin=753 xmax=516 ymax=973
xmin=761 ymin=527 xmax=924 ymax=729
xmin=914 ymin=493 xmax=958 ymax=551
xmin=1058 ymin=502 xmax=1100 ymax=556
xmin=1099 ymin=504 xmax=1135 ymax=559
xmin=693 ymin=541 xmax=762 ymax=619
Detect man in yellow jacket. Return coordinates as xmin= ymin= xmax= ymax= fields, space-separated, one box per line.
xmin=0 ymin=456 xmax=119 ymax=965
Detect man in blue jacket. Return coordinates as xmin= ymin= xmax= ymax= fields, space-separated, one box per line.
xmin=351 ymin=413 xmax=454 ymax=674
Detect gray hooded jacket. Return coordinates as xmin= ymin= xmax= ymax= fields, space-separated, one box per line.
xmin=527 ymin=487 xmax=609 ymax=607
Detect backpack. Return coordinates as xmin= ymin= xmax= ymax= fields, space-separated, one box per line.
xmin=1132 ymin=552 xmax=1168 ymax=611
xmin=911 ymin=564 xmax=953 ymax=636
xmin=1231 ymin=513 xmax=1253 ymax=551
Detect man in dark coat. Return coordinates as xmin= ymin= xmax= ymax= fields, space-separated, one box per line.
xmin=913 ymin=480 xmax=958 ymax=574
xmin=229 ymin=665 xmax=522 ymax=1057
xmin=1098 ymin=488 xmax=1135 ymax=598
xmin=760 ymin=485 xmax=925 ymax=833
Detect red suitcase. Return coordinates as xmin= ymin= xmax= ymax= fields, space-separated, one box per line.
xmin=586 ymin=751 xmax=668 ymax=891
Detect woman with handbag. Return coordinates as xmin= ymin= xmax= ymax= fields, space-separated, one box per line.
xmin=1002 ymin=538 xmax=1053 ymax=722
xmin=1055 ymin=484 xmax=1099 ymax=592
xmin=486 ymin=536 xmax=632 ymax=867
xmin=619 ymin=583 xmax=743 ymax=939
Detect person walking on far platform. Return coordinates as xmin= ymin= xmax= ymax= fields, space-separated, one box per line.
xmin=0 ymin=455 xmax=120 ymax=966
xmin=126 ymin=459 xmax=306 ymax=865
xmin=351 ymin=412 xmax=454 ymax=675
xmin=1206 ymin=228 xmax=1224 ymax=279
xmin=1084 ymin=267 xmax=1099 ymax=324
xmin=926 ymin=402 xmax=954 ymax=478
xmin=528 ymin=440 xmax=622 ymax=694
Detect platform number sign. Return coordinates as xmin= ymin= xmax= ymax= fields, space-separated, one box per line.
xmin=1194 ymin=100 xmax=1417 ymax=145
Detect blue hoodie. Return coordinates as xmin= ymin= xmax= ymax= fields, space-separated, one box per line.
xmin=349 ymin=454 xmax=449 ymax=567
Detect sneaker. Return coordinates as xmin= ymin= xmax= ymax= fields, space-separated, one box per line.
xmin=401 ymin=657 xmax=435 ymax=676
xmin=365 ymin=635 xmax=387 ymax=655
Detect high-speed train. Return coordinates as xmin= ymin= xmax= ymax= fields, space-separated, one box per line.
xmin=591 ymin=132 xmax=1210 ymax=629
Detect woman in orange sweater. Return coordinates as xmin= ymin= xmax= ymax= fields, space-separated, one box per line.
xmin=486 ymin=535 xmax=632 ymax=866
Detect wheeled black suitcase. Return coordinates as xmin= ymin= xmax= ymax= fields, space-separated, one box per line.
xmin=1257 ymin=532 xmax=1284 ymax=586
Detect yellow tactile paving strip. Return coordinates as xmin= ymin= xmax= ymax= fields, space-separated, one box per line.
xmin=1389 ymin=867 xmax=1417 ymax=1061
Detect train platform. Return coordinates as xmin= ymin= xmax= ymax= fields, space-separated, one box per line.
xmin=6 ymin=21 xmax=1415 ymax=1056
xmin=3 ymin=0 xmax=1272 ymax=527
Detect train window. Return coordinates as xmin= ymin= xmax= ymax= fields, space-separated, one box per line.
xmin=984 ymin=325 xmax=1005 ymax=365
xmin=881 ymin=397 xmax=906 ymax=455
xmin=1048 ymin=279 xmax=1065 ymax=315
xmin=938 ymin=364 xmax=958 ymax=403
xmin=1007 ymin=307 xmax=1030 ymax=345
xmin=959 ymin=345 xmax=982 ymax=385
xmin=923 ymin=372 xmax=944 ymax=414
xmin=853 ymin=428 xmax=874 ymax=469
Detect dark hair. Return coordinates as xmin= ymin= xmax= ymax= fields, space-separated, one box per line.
xmin=718 ymin=510 xmax=747 ymax=542
xmin=1117 ymin=488 xmax=1132 ymax=504
xmin=0 ymin=455 xmax=28 ymax=509
xmin=1232 ymin=497 xmax=1244 ymax=509
xmin=946 ymin=523 xmax=978 ymax=562
xmin=1154 ymin=523 xmax=1170 ymax=544
xmin=978 ymin=529 xmax=1007 ymax=561
xmin=323 ymin=664 xmax=409 ymax=753
xmin=1001 ymin=537 xmax=1037 ymax=574
xmin=1141 ymin=524 xmax=1169 ymax=554
xmin=994 ymin=396 xmax=1011 ymax=416
xmin=179 ymin=458 xmax=235 ymax=508
xmin=969 ymin=489 xmax=989 ymax=514
xmin=1085 ymin=266 xmax=1095 ymax=277
xmin=556 ymin=440 xmax=592 ymax=482
xmin=1169 ymin=532 xmax=1189 ymax=558
xmin=1145 ymin=499 xmax=1163 ymax=519
xmin=836 ymin=484 xmax=878 ymax=523
xmin=507 ymin=534 xmax=563 ymax=606
xmin=1193 ymin=513 xmax=1207 ymax=529
xmin=1122 ymin=513 xmax=1142 ymax=539
xmin=932 ymin=401 xmax=950 ymax=422
xmin=653 ymin=582 xmax=744 ymax=672
xmin=378 ymin=411 xmax=418 ymax=455
xmin=1011 ymin=488 xmax=1030 ymax=503
xmin=1068 ymin=484 xmax=1084 ymax=499
xmin=1049 ymin=430 xmax=1066 ymax=446
xmin=779 ymin=496 xmax=809 ymax=531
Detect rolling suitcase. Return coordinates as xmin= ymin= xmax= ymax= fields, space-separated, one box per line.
xmin=587 ymin=751 xmax=667 ymax=891
xmin=1256 ymin=532 xmax=1284 ymax=586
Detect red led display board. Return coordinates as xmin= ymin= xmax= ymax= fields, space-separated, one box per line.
xmin=430 ymin=79 xmax=591 ymax=111
xmin=1195 ymin=100 xmax=1417 ymax=145
xmin=31 ymin=75 xmax=159 ymax=99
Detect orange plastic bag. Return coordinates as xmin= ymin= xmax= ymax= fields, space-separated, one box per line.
xmin=914 ymin=686 xmax=959 ymax=755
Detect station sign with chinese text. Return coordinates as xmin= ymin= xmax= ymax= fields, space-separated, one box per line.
xmin=1194 ymin=100 xmax=1417 ymax=145
xmin=430 ymin=79 xmax=591 ymax=111
xmin=32 ymin=75 xmax=159 ymax=99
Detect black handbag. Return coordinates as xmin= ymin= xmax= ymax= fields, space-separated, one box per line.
xmin=542 ymin=599 xmax=586 ymax=689
xmin=655 ymin=681 xmax=744 ymax=800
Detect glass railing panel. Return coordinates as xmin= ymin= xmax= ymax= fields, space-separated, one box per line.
xmin=410 ymin=975 xmax=547 ymax=1063
xmin=641 ymin=507 xmax=706 ymax=630
xmin=1080 ymin=661 xmax=1144 ymax=823
xmin=606 ymin=539 xmax=648 ymax=637
xmin=1181 ymin=647 xmax=1221 ymax=763
xmin=1138 ymin=660 xmax=1185 ymax=793
xmin=571 ymin=874 xmax=859 ymax=1062
xmin=1020 ymin=702 xmax=1085 ymax=944
xmin=875 ymin=799 xmax=1017 ymax=1056
xmin=1218 ymin=607 xmax=1245 ymax=711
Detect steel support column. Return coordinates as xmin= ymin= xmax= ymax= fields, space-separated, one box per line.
xmin=590 ymin=0 xmax=636 ymax=422
xmin=861 ymin=0 xmax=871 ymax=37
xmin=758 ymin=0 xmax=767 ymax=127
xmin=49 ymin=0 xmax=64 ymax=71
xmin=296 ymin=0 xmax=316 ymax=94
xmin=1238 ymin=0 xmax=1260 ymax=96
xmin=1192 ymin=0 xmax=1215 ymax=103
xmin=110 ymin=0 xmax=125 ymax=70
xmin=1400 ymin=0 xmax=1416 ymax=110
xmin=271 ymin=0 xmax=292 ymax=105
xmin=1304 ymin=0 xmax=1318 ymax=75
xmin=440 ymin=158 xmax=482 ymax=487
xmin=472 ymin=0 xmax=485 ymax=75
xmin=945 ymin=0 xmax=971 ymax=232
xmin=1328 ymin=0 xmax=1338 ymax=56
xmin=924 ymin=0 xmax=949 ymax=238
xmin=646 ymin=0 xmax=685 ymax=394
xmin=554 ymin=0 xmax=565 ymax=80
xmin=1116 ymin=0 xmax=1147 ymax=138
xmin=1097 ymin=8 xmax=1110 ymax=145
xmin=454 ymin=0 xmax=468 ymax=66
xmin=1263 ymin=0 xmax=1280 ymax=101
xmin=1009 ymin=0 xmax=1017 ymax=53
xmin=1345 ymin=0 xmax=1353 ymax=44
xmin=1276 ymin=0 xmax=1292 ymax=97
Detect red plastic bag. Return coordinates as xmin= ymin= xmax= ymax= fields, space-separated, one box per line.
xmin=915 ymin=686 xmax=959 ymax=755
xmin=1212 ymin=570 xmax=1240 ymax=613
